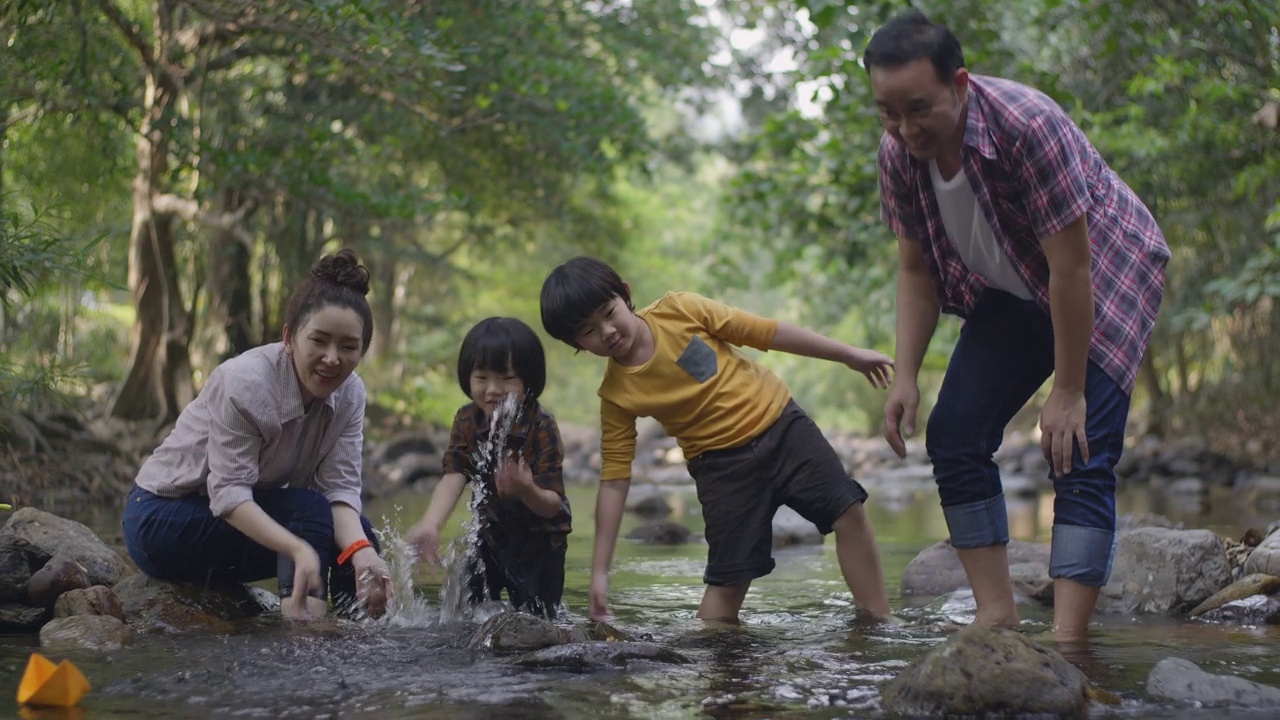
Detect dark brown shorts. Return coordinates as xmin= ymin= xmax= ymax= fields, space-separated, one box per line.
xmin=685 ymin=400 xmax=869 ymax=586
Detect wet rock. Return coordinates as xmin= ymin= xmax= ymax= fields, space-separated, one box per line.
xmin=514 ymin=640 xmax=691 ymax=670
xmin=1099 ymin=528 xmax=1231 ymax=615
xmin=40 ymin=614 xmax=134 ymax=651
xmin=114 ymin=573 xmax=264 ymax=634
xmin=465 ymin=611 xmax=568 ymax=651
xmin=1008 ymin=562 xmax=1054 ymax=603
xmin=625 ymin=484 xmax=672 ymax=517
xmin=54 ymin=585 xmax=124 ymax=619
xmin=1147 ymin=657 xmax=1280 ymax=708
xmin=880 ymin=626 xmax=1089 ymax=718
xmin=0 ymin=603 xmax=48 ymax=632
xmin=1244 ymin=526 xmax=1280 ymax=576
xmin=772 ymin=506 xmax=821 ymax=548
xmin=1198 ymin=594 xmax=1280 ymax=625
xmin=26 ymin=553 xmax=91 ymax=609
xmin=0 ymin=534 xmax=48 ymax=603
xmin=1190 ymin=574 xmax=1280 ymax=617
xmin=625 ymin=520 xmax=692 ymax=545
xmin=900 ymin=539 xmax=1049 ymax=597
xmin=2 ymin=508 xmax=132 ymax=586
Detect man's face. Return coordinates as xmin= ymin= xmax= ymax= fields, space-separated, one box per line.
xmin=870 ymin=57 xmax=968 ymax=162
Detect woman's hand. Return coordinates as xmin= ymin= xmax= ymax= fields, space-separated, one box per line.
xmin=351 ymin=547 xmax=392 ymax=618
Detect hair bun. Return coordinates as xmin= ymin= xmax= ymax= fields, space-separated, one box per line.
xmin=311 ymin=248 xmax=371 ymax=297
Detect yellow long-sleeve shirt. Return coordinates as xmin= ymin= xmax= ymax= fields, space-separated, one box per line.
xmin=598 ymin=291 xmax=792 ymax=481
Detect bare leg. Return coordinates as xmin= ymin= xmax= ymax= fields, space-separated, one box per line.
xmin=698 ymin=582 xmax=751 ymax=622
xmin=1050 ymin=578 xmax=1099 ymax=641
xmin=831 ymin=502 xmax=892 ymax=619
xmin=954 ymin=545 xmax=1020 ymax=628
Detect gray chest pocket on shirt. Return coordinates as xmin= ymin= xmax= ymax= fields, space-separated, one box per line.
xmin=676 ymin=336 xmax=718 ymax=383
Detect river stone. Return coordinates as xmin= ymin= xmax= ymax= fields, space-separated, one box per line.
xmin=626 ymin=484 xmax=672 ymax=517
xmin=26 ymin=553 xmax=91 ymax=609
xmin=880 ymin=626 xmax=1089 ymax=718
xmin=625 ymin=519 xmax=692 ymax=545
xmin=0 ymin=602 xmax=48 ymax=632
xmin=900 ymin=539 xmax=1050 ymax=597
xmin=465 ymin=611 xmax=568 ymax=651
xmin=1244 ymin=527 xmax=1280 ymax=576
xmin=1189 ymin=574 xmax=1280 ymax=617
xmin=0 ymin=534 xmax=48 ymax=603
xmin=2 ymin=508 xmax=132 ymax=586
xmin=772 ymin=506 xmax=822 ymax=548
xmin=1147 ymin=657 xmax=1280 ymax=708
xmin=114 ymin=573 xmax=264 ymax=634
xmin=40 ymin=614 xmax=134 ymax=651
xmin=1099 ymin=528 xmax=1231 ymax=614
xmin=515 ymin=641 xmax=692 ymax=670
xmin=1198 ymin=594 xmax=1280 ymax=625
xmin=54 ymin=585 xmax=124 ymax=619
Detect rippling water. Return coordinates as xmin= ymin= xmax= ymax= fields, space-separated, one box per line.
xmin=2 ymin=483 xmax=1277 ymax=719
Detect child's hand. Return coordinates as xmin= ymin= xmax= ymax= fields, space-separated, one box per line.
xmin=405 ymin=522 xmax=442 ymax=575
xmin=494 ymin=455 xmax=536 ymax=500
xmin=588 ymin=572 xmax=612 ymax=621
xmin=845 ymin=347 xmax=895 ymax=389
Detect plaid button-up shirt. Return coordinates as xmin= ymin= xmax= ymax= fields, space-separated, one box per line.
xmin=879 ymin=74 xmax=1169 ymax=392
xmin=444 ymin=402 xmax=572 ymax=540
xmin=134 ymin=342 xmax=366 ymax=518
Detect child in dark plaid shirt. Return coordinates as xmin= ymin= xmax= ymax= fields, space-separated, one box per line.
xmin=407 ymin=317 xmax=572 ymax=618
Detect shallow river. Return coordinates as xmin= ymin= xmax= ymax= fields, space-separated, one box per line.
xmin=2 ymin=482 xmax=1277 ymax=719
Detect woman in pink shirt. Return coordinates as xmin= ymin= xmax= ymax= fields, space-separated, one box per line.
xmin=123 ymin=249 xmax=392 ymax=620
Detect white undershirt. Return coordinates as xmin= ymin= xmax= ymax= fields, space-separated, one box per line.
xmin=929 ymin=159 xmax=1033 ymax=300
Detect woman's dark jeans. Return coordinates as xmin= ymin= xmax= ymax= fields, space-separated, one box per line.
xmin=925 ymin=290 xmax=1131 ymax=587
xmin=123 ymin=485 xmax=379 ymax=604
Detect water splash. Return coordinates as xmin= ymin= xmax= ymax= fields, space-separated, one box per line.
xmin=437 ymin=392 xmax=522 ymax=624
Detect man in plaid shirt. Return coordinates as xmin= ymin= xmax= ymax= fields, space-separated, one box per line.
xmin=868 ymin=11 xmax=1169 ymax=640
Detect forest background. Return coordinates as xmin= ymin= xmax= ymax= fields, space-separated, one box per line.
xmin=2 ymin=0 xmax=1278 ymax=466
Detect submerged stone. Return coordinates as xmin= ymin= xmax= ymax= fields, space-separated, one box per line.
xmin=1189 ymin=573 xmax=1280 ymax=617
xmin=515 ymin=640 xmax=691 ymax=670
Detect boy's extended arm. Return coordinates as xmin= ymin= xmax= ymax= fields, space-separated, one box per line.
xmin=591 ymin=480 xmax=630 ymax=576
xmin=769 ymin=322 xmax=867 ymax=364
xmin=416 ymin=472 xmax=468 ymax=532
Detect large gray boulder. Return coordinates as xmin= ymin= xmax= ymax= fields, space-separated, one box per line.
xmin=114 ymin=573 xmax=266 ymax=634
xmin=900 ymin=539 xmax=1050 ymax=598
xmin=1244 ymin=527 xmax=1280 ymax=576
xmin=2 ymin=508 xmax=132 ymax=586
xmin=1100 ymin=527 xmax=1231 ymax=614
xmin=1147 ymin=657 xmax=1280 ymax=708
xmin=880 ymin=626 xmax=1090 ymax=718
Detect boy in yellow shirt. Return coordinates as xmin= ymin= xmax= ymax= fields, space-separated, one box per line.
xmin=540 ymin=256 xmax=894 ymax=623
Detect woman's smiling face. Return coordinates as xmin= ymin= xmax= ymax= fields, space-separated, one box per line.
xmin=284 ymin=305 xmax=365 ymax=406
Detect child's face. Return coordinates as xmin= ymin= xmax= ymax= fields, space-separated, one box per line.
xmin=469 ymin=363 xmax=525 ymax=416
xmin=575 ymin=295 xmax=641 ymax=362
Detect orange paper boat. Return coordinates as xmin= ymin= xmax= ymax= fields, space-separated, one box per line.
xmin=17 ymin=653 xmax=90 ymax=708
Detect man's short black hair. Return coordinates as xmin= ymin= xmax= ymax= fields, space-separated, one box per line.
xmin=456 ymin=317 xmax=547 ymax=405
xmin=539 ymin=256 xmax=633 ymax=348
xmin=863 ymin=10 xmax=966 ymax=83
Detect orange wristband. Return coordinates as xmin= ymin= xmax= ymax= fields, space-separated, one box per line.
xmin=337 ymin=539 xmax=371 ymax=566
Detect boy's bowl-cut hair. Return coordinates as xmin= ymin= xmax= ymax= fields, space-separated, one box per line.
xmin=540 ymin=256 xmax=632 ymax=348
xmin=457 ymin=317 xmax=547 ymax=405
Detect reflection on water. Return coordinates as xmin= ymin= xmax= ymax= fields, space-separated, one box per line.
xmin=1 ymin=484 xmax=1277 ymax=719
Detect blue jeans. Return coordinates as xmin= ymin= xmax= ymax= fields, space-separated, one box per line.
xmin=925 ymin=290 xmax=1131 ymax=587
xmin=123 ymin=485 xmax=380 ymax=602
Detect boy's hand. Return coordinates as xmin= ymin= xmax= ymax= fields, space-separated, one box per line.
xmin=845 ymin=347 xmax=895 ymax=388
xmin=494 ymin=455 xmax=536 ymax=500
xmin=405 ymin=522 xmax=441 ymax=574
xmin=588 ymin=572 xmax=611 ymax=621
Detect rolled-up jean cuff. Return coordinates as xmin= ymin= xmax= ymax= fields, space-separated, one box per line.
xmin=1049 ymin=524 xmax=1116 ymax=587
xmin=942 ymin=495 xmax=1009 ymax=549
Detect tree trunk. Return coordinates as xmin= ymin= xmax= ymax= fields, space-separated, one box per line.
xmin=207 ymin=186 xmax=255 ymax=360
xmin=1139 ymin=349 xmax=1167 ymax=437
xmin=110 ymin=71 xmax=193 ymax=423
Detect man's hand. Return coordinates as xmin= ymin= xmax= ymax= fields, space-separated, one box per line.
xmin=588 ymin=571 xmax=611 ymax=621
xmin=883 ymin=381 xmax=921 ymax=459
xmin=1040 ymin=387 xmax=1089 ymax=476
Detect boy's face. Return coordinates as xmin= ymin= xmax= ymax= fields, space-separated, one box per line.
xmin=574 ymin=295 xmax=642 ymax=362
